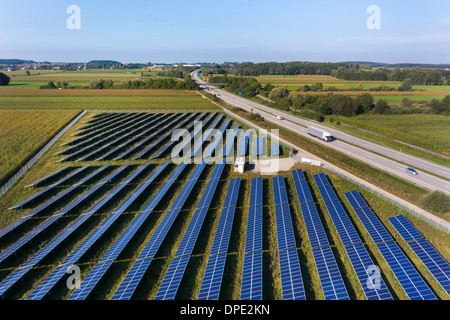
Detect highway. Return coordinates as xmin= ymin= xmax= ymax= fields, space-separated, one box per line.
xmin=191 ymin=71 xmax=450 ymax=194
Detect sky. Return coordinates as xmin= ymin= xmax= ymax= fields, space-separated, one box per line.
xmin=1 ymin=0 xmax=450 ymax=64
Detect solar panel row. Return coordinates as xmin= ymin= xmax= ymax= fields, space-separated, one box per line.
xmin=155 ymin=162 xmax=225 ymax=300
xmin=27 ymin=163 xmax=150 ymax=300
xmin=198 ymin=178 xmax=241 ymax=300
xmin=272 ymin=175 xmax=306 ymax=300
xmin=24 ymin=164 xmax=74 ymax=188
xmin=190 ymin=114 xmax=224 ymax=158
xmin=241 ymin=176 xmax=264 ymax=300
xmin=0 ymin=163 xmax=131 ymax=297
xmin=314 ymin=174 xmax=393 ymax=300
xmin=112 ymin=162 xmax=207 ymax=300
xmin=388 ymin=215 xmax=449 ymax=296
xmin=203 ymin=119 xmax=232 ymax=159
xmin=253 ymin=136 xmax=265 ymax=157
xmin=222 ymin=125 xmax=240 ymax=158
xmin=237 ymin=130 xmax=251 ymax=157
xmin=345 ymin=190 xmax=437 ymax=300
xmin=25 ymin=162 xmax=153 ymax=300
xmin=291 ymin=169 xmax=347 ymax=300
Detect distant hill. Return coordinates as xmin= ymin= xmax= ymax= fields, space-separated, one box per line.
xmin=0 ymin=59 xmax=36 ymax=65
xmin=346 ymin=61 xmax=450 ymax=69
xmin=87 ymin=60 xmax=121 ymax=64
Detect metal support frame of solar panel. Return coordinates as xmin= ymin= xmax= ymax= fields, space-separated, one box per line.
xmin=388 ymin=215 xmax=450 ymax=295
xmin=171 ymin=112 xmax=217 ymax=160
xmin=291 ymin=169 xmax=348 ymax=300
xmin=203 ymin=119 xmax=232 ymax=159
xmin=154 ymin=162 xmax=225 ymax=300
xmin=61 ymin=113 xmax=147 ymax=148
xmin=114 ymin=112 xmax=184 ymax=160
xmin=198 ymin=177 xmax=241 ymax=300
xmin=111 ymin=162 xmax=206 ymax=300
xmin=237 ymin=130 xmax=251 ymax=157
xmin=0 ymin=164 xmax=112 ymax=265
xmin=344 ymin=191 xmax=436 ymax=299
xmin=69 ymin=161 xmax=176 ymax=300
xmin=272 ymin=175 xmax=306 ymax=300
xmin=57 ymin=113 xmax=156 ymax=161
xmin=189 ymin=114 xmax=224 ymax=158
xmin=222 ymin=125 xmax=240 ymax=158
xmin=0 ymin=165 xmax=93 ymax=242
xmin=26 ymin=162 xmax=151 ymax=300
xmin=76 ymin=113 xmax=165 ymax=162
xmin=314 ymin=174 xmax=395 ymax=299
xmin=0 ymin=163 xmax=131 ymax=297
xmin=143 ymin=112 xmax=205 ymax=160
xmin=95 ymin=113 xmax=173 ymax=161
xmin=240 ymin=176 xmax=263 ymax=300
xmin=24 ymin=164 xmax=74 ymax=188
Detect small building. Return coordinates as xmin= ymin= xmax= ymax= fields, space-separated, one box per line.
xmin=234 ymin=156 xmax=245 ymax=173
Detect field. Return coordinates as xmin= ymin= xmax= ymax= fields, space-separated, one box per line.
xmin=0 ymin=111 xmax=447 ymax=301
xmin=330 ymin=114 xmax=450 ymax=156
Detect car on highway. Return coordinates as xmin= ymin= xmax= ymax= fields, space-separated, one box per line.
xmin=277 ymin=116 xmax=283 ymax=120
xmin=406 ymin=167 xmax=419 ymax=175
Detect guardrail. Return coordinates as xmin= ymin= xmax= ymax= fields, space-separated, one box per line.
xmin=0 ymin=110 xmax=87 ymax=199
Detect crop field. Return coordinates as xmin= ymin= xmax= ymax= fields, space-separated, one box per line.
xmin=331 ymin=114 xmax=450 ymax=156
xmin=0 ymin=111 xmax=448 ymax=301
xmin=0 ymin=109 xmax=80 ymax=186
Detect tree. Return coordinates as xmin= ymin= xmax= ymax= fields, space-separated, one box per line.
xmin=330 ymin=95 xmax=358 ymax=115
xmin=0 ymin=72 xmax=10 ymax=85
xmin=398 ymin=78 xmax=413 ymax=91
xmin=356 ymin=93 xmax=374 ymax=114
xmin=373 ymin=99 xmax=390 ymax=114
xmin=430 ymin=99 xmax=445 ymax=114
xmin=25 ymin=70 xmax=31 ymax=76
xmin=401 ymin=97 xmax=413 ymax=108
xmin=269 ymin=87 xmax=289 ymax=100
xmin=442 ymin=95 xmax=450 ymax=107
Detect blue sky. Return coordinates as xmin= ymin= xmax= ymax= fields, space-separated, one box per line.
xmin=1 ymin=0 xmax=450 ymax=63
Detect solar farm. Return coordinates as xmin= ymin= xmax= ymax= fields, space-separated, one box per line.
xmin=0 ymin=111 xmax=448 ymax=301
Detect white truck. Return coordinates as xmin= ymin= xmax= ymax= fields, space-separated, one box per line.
xmin=307 ymin=126 xmax=332 ymax=142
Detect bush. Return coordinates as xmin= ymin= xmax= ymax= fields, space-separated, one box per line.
xmin=422 ymin=191 xmax=450 ymax=215
xmin=0 ymin=72 xmax=11 ymax=85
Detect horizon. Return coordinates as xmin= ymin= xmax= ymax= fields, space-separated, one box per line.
xmin=1 ymin=1 xmax=450 ymax=64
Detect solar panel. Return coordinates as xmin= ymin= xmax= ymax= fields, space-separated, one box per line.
xmin=313 ymin=172 xmax=328 ymax=188
xmin=345 ymin=191 xmax=393 ymax=244
xmin=291 ymin=168 xmax=306 ymax=182
xmin=240 ymin=250 xmax=263 ymax=300
xmin=312 ymin=246 xmax=350 ymax=300
xmin=111 ymin=162 xmax=206 ymax=300
xmin=408 ymin=239 xmax=450 ymax=295
xmin=203 ymin=119 xmax=231 ymax=159
xmin=114 ymin=113 xmax=183 ymax=160
xmin=26 ymin=163 xmax=152 ymax=300
xmin=154 ymin=255 xmax=190 ymax=300
xmin=323 ymin=200 xmax=362 ymax=247
xmin=222 ymin=177 xmax=241 ymax=209
xmin=253 ymin=136 xmax=265 ymax=156
xmin=0 ymin=164 xmax=112 ymax=265
xmin=377 ymin=241 xmax=437 ymax=300
xmin=237 ymin=130 xmax=250 ymax=157
xmin=197 ymin=253 xmax=227 ymax=300
xmin=388 ymin=215 xmax=424 ymax=242
xmin=68 ymin=162 xmax=172 ymax=300
xmin=300 ymin=202 xmax=330 ymax=249
xmin=344 ymin=243 xmax=393 ymax=300
xmin=278 ymin=248 xmax=306 ymax=300
xmin=222 ymin=125 xmax=240 ymax=157
xmin=25 ymin=164 xmax=73 ymax=188
xmin=270 ymin=144 xmax=280 ymax=157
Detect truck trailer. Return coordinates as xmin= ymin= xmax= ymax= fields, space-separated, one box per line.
xmin=307 ymin=126 xmax=332 ymax=142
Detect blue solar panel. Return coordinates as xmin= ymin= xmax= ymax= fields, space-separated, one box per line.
xmin=133 ymin=112 xmax=199 ymax=159
xmin=344 ymin=244 xmax=393 ymax=300
xmin=270 ymin=144 xmax=280 ymax=157
xmin=313 ymin=172 xmax=328 ymax=188
xmin=190 ymin=114 xmax=223 ymax=158
xmin=291 ymin=168 xmax=306 ymax=182
xmin=222 ymin=177 xmax=241 ymax=209
xmin=345 ymin=191 xmax=393 ymax=244
xmin=222 ymin=125 xmax=240 ymax=157
xmin=388 ymin=215 xmax=424 ymax=242
xmin=25 ymin=164 xmax=73 ymax=188
xmin=198 ymin=253 xmax=227 ymax=300
xmin=253 ymin=136 xmax=265 ymax=156
xmin=278 ymin=248 xmax=306 ymax=300
xmin=377 ymin=241 xmax=437 ymax=300
xmin=0 ymin=164 xmax=112 ymax=265
xmin=294 ymin=179 xmax=314 ymax=204
xmin=26 ymin=162 xmax=152 ymax=300
xmin=240 ymin=250 xmax=263 ymax=300
xmin=245 ymin=204 xmax=263 ymax=253
xmin=68 ymin=162 xmax=171 ymax=300
xmin=272 ymin=175 xmax=288 ymax=206
xmin=237 ymin=130 xmax=250 ymax=157
xmin=154 ymin=255 xmax=191 ymax=300
xmin=111 ymin=162 xmax=207 ymax=300
xmin=114 ymin=113 xmax=184 ymax=160
xmin=311 ymin=246 xmax=349 ymax=300
xmin=323 ymin=200 xmax=362 ymax=246
xmin=408 ymin=239 xmax=450 ymax=295
xmin=204 ymin=119 xmax=231 ymax=159
xmin=300 ymin=201 xmax=330 ymax=249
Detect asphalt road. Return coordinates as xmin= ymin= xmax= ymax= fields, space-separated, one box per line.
xmin=192 ymin=71 xmax=450 ymax=194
